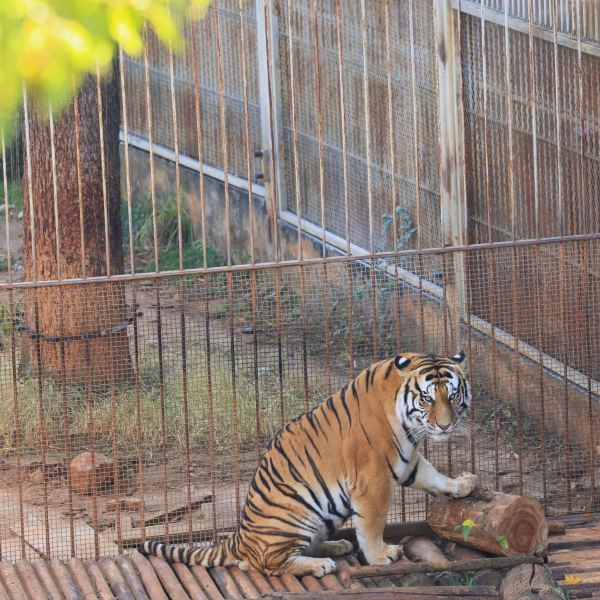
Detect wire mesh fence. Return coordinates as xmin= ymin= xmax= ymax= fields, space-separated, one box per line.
xmin=0 ymin=0 xmax=599 ymax=563
xmin=0 ymin=240 xmax=598 ymax=560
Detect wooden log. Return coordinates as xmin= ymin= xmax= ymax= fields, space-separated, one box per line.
xmin=14 ymin=560 xmax=48 ymax=599
xmin=129 ymin=552 xmax=168 ymax=600
xmin=338 ymin=555 xmax=543 ymax=586
xmin=427 ymin=490 xmax=547 ymax=556
xmin=500 ymin=563 xmax=563 ymax=599
xmin=449 ymin=544 xmax=503 ymax=587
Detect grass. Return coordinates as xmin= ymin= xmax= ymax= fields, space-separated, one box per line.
xmin=121 ymin=195 xmax=222 ymax=272
xmin=0 ymin=344 xmax=321 ymax=458
xmin=0 ymin=180 xmax=23 ymax=213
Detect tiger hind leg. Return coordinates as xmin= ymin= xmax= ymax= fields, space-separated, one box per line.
xmin=282 ymin=556 xmax=337 ymax=578
xmin=309 ymin=539 xmax=353 ymax=558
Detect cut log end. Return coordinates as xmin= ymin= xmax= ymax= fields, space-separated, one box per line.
xmin=427 ymin=489 xmax=548 ymax=557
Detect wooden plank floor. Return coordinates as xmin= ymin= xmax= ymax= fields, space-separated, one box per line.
xmin=0 ymin=553 xmax=501 ymax=599
xmin=0 ymin=515 xmax=597 ymax=599
xmin=547 ymin=514 xmax=600 ymax=599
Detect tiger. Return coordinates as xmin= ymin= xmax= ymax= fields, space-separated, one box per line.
xmin=139 ymin=351 xmax=477 ymax=577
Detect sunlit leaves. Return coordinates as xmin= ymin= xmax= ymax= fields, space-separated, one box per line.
xmin=0 ymin=0 xmax=212 ymax=135
xmin=452 ymin=518 xmax=476 ymax=541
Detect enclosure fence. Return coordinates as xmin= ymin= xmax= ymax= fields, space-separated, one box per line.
xmin=0 ymin=0 xmax=598 ymax=561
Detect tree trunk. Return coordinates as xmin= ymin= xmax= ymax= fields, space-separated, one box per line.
xmin=22 ymin=66 xmax=132 ymax=384
xmin=427 ymin=490 xmax=548 ymax=557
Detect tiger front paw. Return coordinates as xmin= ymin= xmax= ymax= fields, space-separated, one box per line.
xmin=451 ymin=472 xmax=477 ymax=498
xmin=364 ymin=544 xmax=403 ymax=566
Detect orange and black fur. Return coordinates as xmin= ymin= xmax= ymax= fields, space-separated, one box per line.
xmin=139 ymin=352 xmax=476 ymax=577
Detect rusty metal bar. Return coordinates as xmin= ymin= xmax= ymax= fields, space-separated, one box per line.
xmin=576 ymin=1 xmax=597 ymax=504
xmin=1 ymin=135 xmax=12 ymax=282
xmin=21 ymin=86 xmax=37 ymax=279
xmin=155 ymin=281 xmax=169 ymax=542
xmin=238 ymin=0 xmax=256 ymax=264
xmin=84 ymin=341 xmax=101 ymax=559
xmin=359 ymin=0 xmax=374 ymax=253
xmin=59 ymin=291 xmax=75 ymax=556
xmin=310 ymin=0 xmax=333 ymax=391
xmin=2 ymin=135 xmax=25 ymax=558
xmin=142 ymin=26 xmax=160 ymax=271
xmin=285 ymin=0 xmax=303 ymax=260
xmin=334 ymin=0 xmax=350 ymax=255
xmin=132 ymin=282 xmax=146 ymax=543
xmin=47 ymin=105 xmax=61 ymax=279
xmin=167 ymin=30 xmax=194 ymax=542
xmin=408 ymin=0 xmax=422 ymax=250
xmin=261 ymin=0 xmax=281 ymax=262
xmin=228 ymin=269 xmax=241 ymax=507
xmin=274 ymin=270 xmax=284 ymax=432
xmin=214 ymin=0 xmax=232 ymax=267
xmin=2 ymin=233 xmax=600 ymax=292
xmin=33 ymin=298 xmax=51 ymax=558
xmin=191 ymin=23 xmax=207 ymax=270
xmin=526 ymin=0 xmax=541 ymax=239
xmin=72 ymin=80 xmax=87 ymax=277
xmin=204 ymin=274 xmax=218 ymax=539
xmin=95 ymin=66 xmax=111 ymax=276
xmin=119 ymin=48 xmax=135 ymax=275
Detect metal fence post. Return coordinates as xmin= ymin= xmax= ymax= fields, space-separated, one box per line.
xmin=434 ymin=0 xmax=468 ymax=351
xmin=256 ymin=0 xmax=287 ymax=242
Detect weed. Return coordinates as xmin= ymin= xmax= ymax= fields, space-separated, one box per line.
xmin=0 ymin=180 xmax=23 ymax=213
xmin=0 ymin=343 xmax=319 ymax=457
xmin=121 ymin=195 xmax=222 ymax=271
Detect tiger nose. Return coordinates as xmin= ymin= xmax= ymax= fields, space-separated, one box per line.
xmin=438 ymin=422 xmax=451 ymax=431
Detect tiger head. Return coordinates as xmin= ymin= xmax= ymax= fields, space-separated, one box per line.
xmin=394 ymin=351 xmax=471 ymax=443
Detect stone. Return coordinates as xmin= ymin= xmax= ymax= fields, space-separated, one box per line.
xmin=69 ymin=452 xmax=114 ymax=495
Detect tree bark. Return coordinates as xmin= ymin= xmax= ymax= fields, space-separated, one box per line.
xmin=23 ymin=66 xmax=132 ymax=384
xmin=427 ymin=490 xmax=548 ymax=557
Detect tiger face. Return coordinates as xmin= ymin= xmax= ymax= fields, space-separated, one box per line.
xmin=395 ymin=351 xmax=471 ymax=443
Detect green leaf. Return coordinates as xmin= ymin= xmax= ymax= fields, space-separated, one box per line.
xmin=496 ymin=535 xmax=509 ymax=550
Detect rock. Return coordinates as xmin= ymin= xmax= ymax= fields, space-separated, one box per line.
xmin=69 ymin=452 xmax=114 ymax=495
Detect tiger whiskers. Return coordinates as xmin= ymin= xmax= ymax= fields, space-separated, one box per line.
xmin=453 ymin=421 xmax=477 ymax=441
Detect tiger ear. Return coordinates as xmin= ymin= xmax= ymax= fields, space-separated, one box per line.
xmin=451 ymin=351 xmax=465 ymax=364
xmin=395 ymin=355 xmax=412 ymax=370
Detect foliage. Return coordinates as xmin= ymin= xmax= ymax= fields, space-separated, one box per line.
xmin=452 ymin=518 xmax=476 ymax=541
xmin=121 ymin=195 xmax=222 ymax=272
xmin=496 ymin=534 xmax=509 ymax=550
xmin=0 ymin=180 xmax=23 ymax=213
xmin=0 ymin=342 xmax=319 ymax=454
xmin=0 ymin=0 xmax=211 ymax=135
